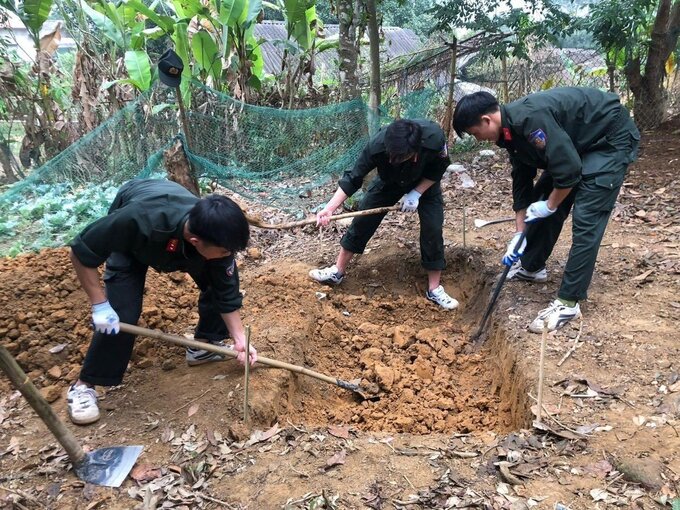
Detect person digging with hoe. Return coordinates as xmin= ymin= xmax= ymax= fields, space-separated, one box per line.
xmin=66 ymin=179 xmax=257 ymax=425
xmin=453 ymin=87 xmax=639 ymax=332
xmin=309 ymin=118 xmax=459 ymax=310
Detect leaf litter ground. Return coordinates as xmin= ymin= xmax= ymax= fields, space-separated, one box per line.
xmin=1 ymin=118 xmax=679 ymax=509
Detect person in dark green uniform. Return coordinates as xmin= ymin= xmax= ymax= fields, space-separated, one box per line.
xmin=66 ymin=179 xmax=257 ymax=425
xmin=453 ymin=87 xmax=639 ymax=332
xmin=309 ymin=118 xmax=459 ymax=310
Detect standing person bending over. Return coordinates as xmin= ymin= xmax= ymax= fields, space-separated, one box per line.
xmin=453 ymin=87 xmax=639 ymax=332
xmin=67 ymin=179 xmax=257 ymax=425
xmin=309 ymin=119 xmax=458 ymax=310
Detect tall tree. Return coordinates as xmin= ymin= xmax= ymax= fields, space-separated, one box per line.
xmin=627 ymin=0 xmax=680 ymax=127
xmin=588 ymin=0 xmax=680 ymax=128
xmin=337 ymin=0 xmax=361 ymax=99
xmin=431 ymin=0 xmax=574 ymax=58
xmin=365 ymin=0 xmax=380 ymax=125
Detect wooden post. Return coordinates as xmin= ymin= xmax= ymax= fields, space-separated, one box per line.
xmin=501 ymin=54 xmax=510 ymax=103
xmin=536 ymin=324 xmax=548 ymax=424
xmin=445 ymin=37 xmax=458 ymax=138
xmin=243 ymin=325 xmax=251 ymax=424
xmin=0 ymin=346 xmax=86 ymax=465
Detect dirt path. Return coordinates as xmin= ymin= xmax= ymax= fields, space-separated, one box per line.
xmin=0 ymin=120 xmax=678 ymax=509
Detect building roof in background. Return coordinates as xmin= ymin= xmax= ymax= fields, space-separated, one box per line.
xmin=254 ymin=20 xmax=422 ymax=76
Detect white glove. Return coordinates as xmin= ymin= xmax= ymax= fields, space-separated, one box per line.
xmin=502 ymin=232 xmax=527 ymax=267
xmin=401 ymin=189 xmax=421 ymax=213
xmin=525 ymin=200 xmax=556 ymax=223
xmin=92 ymin=300 xmax=120 ymax=335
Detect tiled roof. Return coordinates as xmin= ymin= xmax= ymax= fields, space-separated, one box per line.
xmin=254 ymin=20 xmax=421 ymax=76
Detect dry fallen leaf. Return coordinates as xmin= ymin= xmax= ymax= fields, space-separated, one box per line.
xmin=187 ymin=404 xmax=199 ymax=417
xmin=328 ymin=425 xmax=350 ymax=439
xmin=325 ymin=449 xmax=346 ymax=468
xmin=130 ymin=464 xmax=162 ymax=483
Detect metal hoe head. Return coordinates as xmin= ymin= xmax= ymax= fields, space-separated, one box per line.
xmin=74 ymin=446 xmax=143 ymax=487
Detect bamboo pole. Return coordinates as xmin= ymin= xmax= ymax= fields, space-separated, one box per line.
xmin=501 ymin=54 xmax=510 ymax=103
xmin=243 ymin=325 xmax=251 ymax=423
xmin=246 ymin=204 xmax=400 ymax=230
xmin=536 ymin=324 xmax=548 ymax=425
xmin=444 ymin=37 xmax=458 ymax=138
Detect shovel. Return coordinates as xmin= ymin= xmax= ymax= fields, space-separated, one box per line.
xmin=473 ymin=216 xmax=515 ymax=229
xmin=119 ymin=323 xmax=378 ymax=401
xmin=247 ymin=205 xmax=400 ymax=230
xmin=469 ymin=227 xmax=528 ymax=348
xmin=0 ymin=346 xmax=142 ymax=487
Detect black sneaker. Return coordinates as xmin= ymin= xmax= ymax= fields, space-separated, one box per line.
xmin=186 ymin=340 xmax=231 ymax=366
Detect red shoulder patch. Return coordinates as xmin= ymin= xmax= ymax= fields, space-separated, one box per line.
xmin=166 ymin=239 xmax=179 ymax=253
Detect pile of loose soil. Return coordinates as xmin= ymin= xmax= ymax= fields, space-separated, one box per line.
xmin=0 ymin=246 xmax=524 ymax=436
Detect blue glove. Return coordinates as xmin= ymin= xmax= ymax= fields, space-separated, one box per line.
xmin=92 ymin=300 xmax=120 ymax=334
xmin=401 ymin=189 xmax=421 ymax=213
xmin=502 ymin=232 xmax=527 ymax=267
xmin=525 ymin=200 xmax=556 ymax=223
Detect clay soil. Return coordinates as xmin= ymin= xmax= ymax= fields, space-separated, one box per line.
xmin=1 ymin=119 xmax=679 ymax=510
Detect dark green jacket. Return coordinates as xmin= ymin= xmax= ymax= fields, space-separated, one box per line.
xmin=496 ymin=87 xmax=630 ymax=211
xmin=338 ymin=119 xmax=450 ymax=196
xmin=70 ymin=179 xmax=242 ymax=313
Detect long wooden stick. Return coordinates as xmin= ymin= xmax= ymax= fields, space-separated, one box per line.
xmin=247 ymin=205 xmax=400 ymax=230
xmin=243 ymin=325 xmax=251 ymax=423
xmin=0 ymin=346 xmax=86 ymax=465
xmin=536 ymin=324 xmax=548 ymax=425
xmin=119 ymin=323 xmax=370 ymax=397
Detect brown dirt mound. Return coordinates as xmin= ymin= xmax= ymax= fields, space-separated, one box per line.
xmin=0 ymin=247 xmax=527 ymax=436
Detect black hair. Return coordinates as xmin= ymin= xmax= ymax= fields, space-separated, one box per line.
xmin=187 ymin=195 xmax=250 ymax=252
xmin=452 ymin=92 xmax=500 ymax=138
xmin=384 ymin=119 xmax=422 ymax=161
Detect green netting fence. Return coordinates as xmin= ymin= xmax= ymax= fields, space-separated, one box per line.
xmin=0 ymin=83 xmax=443 ymax=257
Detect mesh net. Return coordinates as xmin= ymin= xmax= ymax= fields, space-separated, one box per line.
xmin=0 ymin=83 xmax=435 ymax=256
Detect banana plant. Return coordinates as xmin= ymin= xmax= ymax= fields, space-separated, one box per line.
xmin=265 ymin=0 xmax=338 ymax=103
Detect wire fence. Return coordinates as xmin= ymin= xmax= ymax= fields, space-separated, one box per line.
xmin=382 ymin=37 xmax=680 ymax=131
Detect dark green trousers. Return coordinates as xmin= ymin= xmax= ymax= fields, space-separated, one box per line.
xmin=341 ymin=179 xmax=446 ymax=271
xmin=521 ymin=121 xmax=640 ymax=302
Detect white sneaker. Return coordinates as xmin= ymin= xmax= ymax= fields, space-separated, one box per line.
xmin=426 ymin=285 xmax=459 ymax=310
xmin=67 ymin=384 xmax=100 ymax=425
xmin=186 ymin=339 xmax=232 ymax=366
xmin=529 ymin=300 xmax=581 ymax=333
xmin=309 ymin=265 xmax=344 ymax=285
xmin=506 ymin=261 xmax=548 ymax=282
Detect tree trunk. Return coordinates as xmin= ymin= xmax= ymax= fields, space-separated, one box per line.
xmin=337 ymin=0 xmax=360 ymax=100
xmin=0 ymin=142 xmax=21 ymax=184
xmin=365 ymin=0 xmax=381 ymax=133
xmin=164 ymin=139 xmax=200 ymax=197
xmin=625 ymin=0 xmax=680 ymax=129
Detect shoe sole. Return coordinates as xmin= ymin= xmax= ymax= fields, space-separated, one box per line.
xmin=68 ymin=412 xmax=100 ymax=425
xmin=508 ymin=274 xmax=548 ymax=283
xmin=186 ymin=357 xmax=227 ymax=367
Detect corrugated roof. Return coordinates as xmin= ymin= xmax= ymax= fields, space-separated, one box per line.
xmin=254 ymin=20 xmax=421 ymax=76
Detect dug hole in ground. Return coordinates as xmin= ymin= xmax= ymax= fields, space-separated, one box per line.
xmin=0 ymin=119 xmax=679 ymax=509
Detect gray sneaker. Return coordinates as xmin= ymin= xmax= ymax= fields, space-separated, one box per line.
xmin=506 ymin=261 xmax=548 ymax=282
xmin=186 ymin=340 xmax=232 ymax=366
